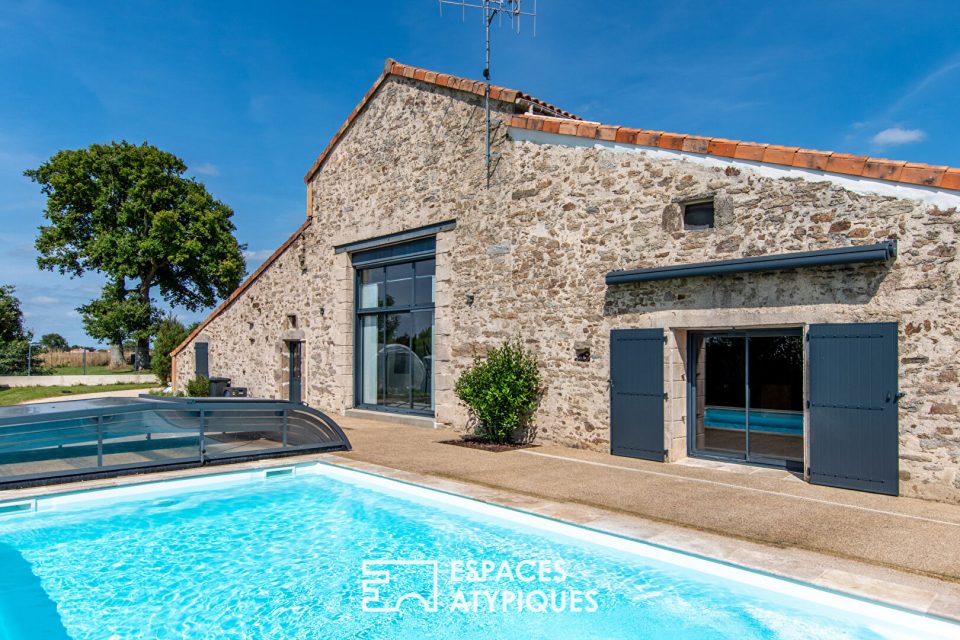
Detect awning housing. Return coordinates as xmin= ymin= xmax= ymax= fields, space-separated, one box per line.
xmin=605 ymin=241 xmax=896 ymax=285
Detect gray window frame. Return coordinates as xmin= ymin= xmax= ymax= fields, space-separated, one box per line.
xmin=352 ymin=239 xmax=436 ymax=417
xmin=685 ymin=327 xmax=805 ymax=472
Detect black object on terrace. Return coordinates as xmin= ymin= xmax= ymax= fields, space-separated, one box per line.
xmin=605 ymin=241 xmax=897 ymax=285
xmin=0 ymin=396 xmax=351 ymax=489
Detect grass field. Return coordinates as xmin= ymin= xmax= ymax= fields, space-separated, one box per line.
xmin=50 ymin=365 xmax=135 ymax=375
xmin=0 ymin=383 xmax=159 ymax=406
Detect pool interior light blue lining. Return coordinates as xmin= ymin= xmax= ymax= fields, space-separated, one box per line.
xmin=704 ymin=407 xmax=803 ymax=435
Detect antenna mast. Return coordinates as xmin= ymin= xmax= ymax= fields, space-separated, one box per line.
xmin=438 ymin=0 xmax=537 ymax=187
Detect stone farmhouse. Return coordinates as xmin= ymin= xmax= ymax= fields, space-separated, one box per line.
xmin=172 ymin=59 xmax=960 ymax=503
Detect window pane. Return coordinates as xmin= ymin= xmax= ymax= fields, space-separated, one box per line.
xmin=684 ymin=202 xmax=715 ymax=229
xmin=360 ymin=268 xmax=384 ymax=308
xmin=747 ymin=336 xmax=804 ymax=462
xmin=415 ymin=259 xmax=435 ymax=306
xmin=695 ymin=336 xmax=746 ymax=458
xmin=360 ymin=316 xmax=381 ymax=404
xmin=411 ymin=310 xmax=433 ymax=411
xmin=383 ymin=313 xmax=413 ymax=408
xmin=385 ymin=263 xmax=413 ymax=307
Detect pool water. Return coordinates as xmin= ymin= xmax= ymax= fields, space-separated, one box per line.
xmin=0 ymin=464 xmax=955 ymax=639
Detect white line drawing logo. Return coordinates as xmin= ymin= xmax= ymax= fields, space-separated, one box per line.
xmin=361 ymin=560 xmax=440 ymax=612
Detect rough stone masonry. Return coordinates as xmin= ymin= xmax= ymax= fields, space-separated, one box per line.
xmin=174 ymin=72 xmax=960 ymax=504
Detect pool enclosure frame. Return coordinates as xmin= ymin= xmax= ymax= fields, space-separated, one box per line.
xmin=0 ymin=396 xmax=351 ymax=489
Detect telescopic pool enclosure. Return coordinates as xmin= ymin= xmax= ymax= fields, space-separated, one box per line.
xmin=0 ymin=396 xmax=351 ymax=488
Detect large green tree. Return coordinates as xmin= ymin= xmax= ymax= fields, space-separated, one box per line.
xmin=26 ymin=142 xmax=246 ymax=366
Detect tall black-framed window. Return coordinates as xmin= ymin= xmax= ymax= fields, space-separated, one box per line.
xmin=353 ymin=238 xmax=435 ymax=415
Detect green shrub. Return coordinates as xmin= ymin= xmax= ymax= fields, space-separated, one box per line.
xmin=454 ymin=339 xmax=542 ymax=444
xmin=186 ymin=375 xmax=209 ymax=397
xmin=151 ymin=314 xmax=189 ymax=385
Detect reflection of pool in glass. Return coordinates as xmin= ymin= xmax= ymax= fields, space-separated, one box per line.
xmin=704 ymin=406 xmax=804 ymax=435
xmin=0 ymin=463 xmax=956 ymax=639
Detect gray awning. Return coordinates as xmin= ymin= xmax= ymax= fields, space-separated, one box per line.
xmin=605 ymin=241 xmax=896 ymax=285
xmin=334 ymin=219 xmax=456 ymax=255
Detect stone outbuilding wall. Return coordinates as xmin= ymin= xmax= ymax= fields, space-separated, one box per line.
xmin=174 ymin=73 xmax=960 ymax=503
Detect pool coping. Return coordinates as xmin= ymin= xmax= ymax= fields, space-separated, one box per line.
xmin=2 ymin=453 xmax=960 ymax=624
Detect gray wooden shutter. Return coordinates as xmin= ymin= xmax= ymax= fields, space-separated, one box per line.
xmin=808 ymin=323 xmax=899 ymax=495
xmin=195 ymin=342 xmax=209 ymax=379
xmin=610 ymin=328 xmax=666 ymax=461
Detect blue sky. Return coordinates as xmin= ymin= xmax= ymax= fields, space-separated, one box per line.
xmin=1 ymin=1 xmax=958 ymax=345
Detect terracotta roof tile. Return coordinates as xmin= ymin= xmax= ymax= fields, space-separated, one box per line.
xmin=792 ymin=149 xmax=831 ymax=171
xmin=597 ymin=125 xmax=618 ymax=142
xmin=734 ymin=142 xmax=766 ymax=162
xmin=707 ymin=138 xmax=738 ymax=157
xmin=762 ymin=145 xmax=798 ymax=166
xmin=501 ymin=88 xmax=520 ymax=104
xmin=681 ymin=136 xmax=710 ymax=155
xmin=576 ymin=122 xmax=599 ymax=138
xmin=634 ymin=130 xmax=662 ymax=147
xmin=862 ymin=159 xmax=906 ymax=182
xmin=615 ymin=128 xmax=637 ymax=144
xmin=825 ymin=153 xmax=868 ymax=176
xmin=541 ymin=119 xmax=562 ymax=135
xmin=658 ymin=133 xmax=685 ymax=151
xmin=900 ymin=163 xmax=947 ymax=187
xmin=941 ymin=168 xmax=960 ymax=191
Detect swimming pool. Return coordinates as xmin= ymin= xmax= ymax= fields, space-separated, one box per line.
xmin=0 ymin=463 xmax=956 ymax=639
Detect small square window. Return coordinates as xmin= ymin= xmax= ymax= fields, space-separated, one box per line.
xmin=683 ymin=200 xmax=715 ymax=230
xmin=286 ymin=314 xmax=298 ymax=330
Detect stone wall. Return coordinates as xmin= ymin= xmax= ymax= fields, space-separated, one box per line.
xmin=174 ymin=75 xmax=960 ymax=503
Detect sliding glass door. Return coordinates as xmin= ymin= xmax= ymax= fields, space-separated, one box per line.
xmin=355 ymin=244 xmax=435 ymax=415
xmin=690 ymin=329 xmax=804 ymax=469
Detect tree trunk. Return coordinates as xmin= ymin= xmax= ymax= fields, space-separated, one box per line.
xmin=109 ymin=343 xmax=125 ymax=369
xmin=136 ymin=280 xmax=152 ymax=370
xmin=136 ymin=337 xmax=150 ymax=370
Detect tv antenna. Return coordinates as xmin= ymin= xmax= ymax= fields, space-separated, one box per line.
xmin=439 ymin=0 xmax=537 ymax=187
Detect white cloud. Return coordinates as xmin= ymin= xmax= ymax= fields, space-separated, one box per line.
xmin=243 ymin=248 xmax=274 ymax=262
xmin=871 ymin=127 xmax=926 ymax=146
xmin=30 ymin=295 xmax=58 ymax=305
xmin=192 ymin=162 xmax=220 ymax=177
